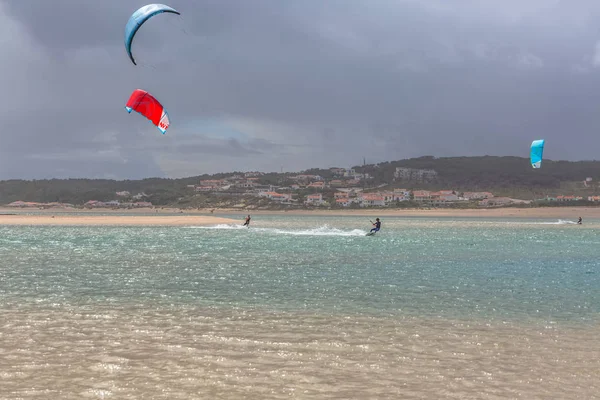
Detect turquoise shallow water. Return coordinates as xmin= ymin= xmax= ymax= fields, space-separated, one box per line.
xmin=1 ymin=215 xmax=599 ymax=323
xmin=1 ymin=215 xmax=599 ymax=399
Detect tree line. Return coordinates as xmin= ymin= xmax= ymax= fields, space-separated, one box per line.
xmin=2 ymin=156 xmax=599 ymax=205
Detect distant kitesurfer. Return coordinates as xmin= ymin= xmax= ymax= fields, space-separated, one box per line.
xmin=578 ymin=216 xmax=582 ymax=225
xmin=243 ymin=215 xmax=251 ymax=227
xmin=370 ymin=218 xmax=381 ymax=233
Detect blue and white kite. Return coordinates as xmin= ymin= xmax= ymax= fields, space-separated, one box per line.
xmin=530 ymin=139 xmax=545 ymax=169
xmin=124 ymin=4 xmax=180 ymax=65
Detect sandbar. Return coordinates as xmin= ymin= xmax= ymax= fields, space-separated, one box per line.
xmin=194 ymin=207 xmax=599 ymax=219
xmin=0 ymin=214 xmax=237 ymax=226
xmin=0 ymin=206 xmax=598 ymax=220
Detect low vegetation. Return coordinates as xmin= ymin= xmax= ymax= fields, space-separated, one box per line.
xmin=2 ymin=156 xmax=600 ymax=208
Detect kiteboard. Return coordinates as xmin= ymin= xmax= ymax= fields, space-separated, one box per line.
xmin=366 ymin=231 xmax=376 ymax=236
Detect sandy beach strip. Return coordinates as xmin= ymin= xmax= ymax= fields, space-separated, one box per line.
xmin=0 ymin=206 xmax=598 ymax=220
xmin=0 ymin=214 xmax=237 ymax=226
xmin=193 ymin=207 xmax=599 ymax=219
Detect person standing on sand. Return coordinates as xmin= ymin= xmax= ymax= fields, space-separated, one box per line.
xmin=243 ymin=215 xmax=251 ymax=227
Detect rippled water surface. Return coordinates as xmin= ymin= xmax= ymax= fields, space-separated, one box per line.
xmin=1 ymin=215 xmax=599 ymax=399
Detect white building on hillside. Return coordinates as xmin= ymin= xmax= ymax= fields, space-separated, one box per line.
xmin=305 ymin=193 xmax=325 ymax=206
xmin=394 ymin=167 xmax=438 ymax=182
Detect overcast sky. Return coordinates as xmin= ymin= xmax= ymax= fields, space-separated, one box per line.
xmin=2 ymin=0 xmax=600 ymax=179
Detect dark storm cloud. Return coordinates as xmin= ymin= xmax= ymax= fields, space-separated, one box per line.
xmin=2 ymin=0 xmax=600 ymax=179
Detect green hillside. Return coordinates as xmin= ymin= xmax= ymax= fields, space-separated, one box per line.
xmin=354 ymin=156 xmax=600 ymax=199
xmin=1 ymin=156 xmax=600 ymax=206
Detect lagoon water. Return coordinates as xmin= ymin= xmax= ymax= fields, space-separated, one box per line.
xmin=1 ymin=215 xmax=599 ymax=399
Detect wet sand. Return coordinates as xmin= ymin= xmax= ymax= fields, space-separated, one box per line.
xmin=197 ymin=206 xmax=598 ymax=219
xmin=0 ymin=206 xmax=597 ymax=220
xmin=0 ymin=214 xmax=237 ymax=226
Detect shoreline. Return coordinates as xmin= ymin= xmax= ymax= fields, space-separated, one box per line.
xmin=201 ymin=207 xmax=594 ymax=218
xmin=0 ymin=206 xmax=597 ymax=220
xmin=0 ymin=214 xmax=237 ymax=226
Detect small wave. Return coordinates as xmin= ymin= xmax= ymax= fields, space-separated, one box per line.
xmin=263 ymin=226 xmax=367 ymax=237
xmin=191 ymin=224 xmax=247 ymax=230
xmin=496 ymin=219 xmax=580 ymax=226
xmin=189 ymin=224 xmax=367 ymax=237
xmin=539 ymin=219 xmax=578 ymax=225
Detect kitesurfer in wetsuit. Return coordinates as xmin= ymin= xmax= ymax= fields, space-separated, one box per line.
xmin=370 ymin=218 xmax=381 ymax=233
xmin=243 ymin=215 xmax=251 ymax=227
xmin=578 ymin=216 xmax=582 ymax=225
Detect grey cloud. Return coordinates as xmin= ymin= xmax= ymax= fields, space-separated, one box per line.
xmin=171 ymin=137 xmax=264 ymax=157
xmin=2 ymin=0 xmax=600 ymax=179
